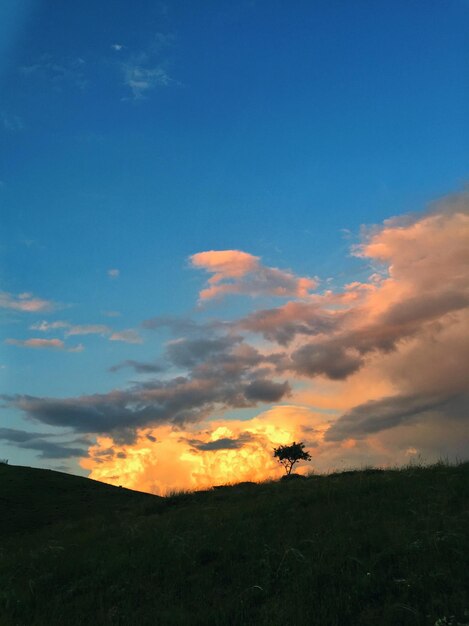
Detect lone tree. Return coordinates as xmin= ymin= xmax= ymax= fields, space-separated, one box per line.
xmin=273 ymin=441 xmax=311 ymax=475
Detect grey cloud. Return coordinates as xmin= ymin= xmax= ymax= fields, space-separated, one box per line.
xmin=184 ymin=432 xmax=256 ymax=452
xmin=381 ymin=290 xmax=469 ymax=328
xmin=165 ymin=336 xmax=242 ymax=368
xmin=290 ymin=343 xmax=363 ymax=380
xmin=240 ymin=303 xmax=339 ymax=346
xmin=9 ymin=332 xmax=288 ymax=438
xmin=0 ymin=427 xmax=86 ymax=459
xmin=287 ymin=290 xmax=469 ymax=382
xmin=109 ymin=360 xmax=164 ymax=374
xmin=94 ymin=447 xmax=115 ymax=457
xmin=1 ymin=352 xmax=290 ymax=436
xmin=33 ymin=441 xmax=87 ymax=459
xmin=3 ymin=391 xmax=168 ymax=434
xmin=244 ymin=379 xmax=291 ymax=403
xmin=141 ymin=315 xmax=226 ymax=336
xmin=0 ymin=427 xmax=48 ymax=443
xmin=325 ymin=391 xmax=469 ymax=442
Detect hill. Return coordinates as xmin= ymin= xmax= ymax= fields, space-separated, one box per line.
xmin=0 ymin=461 xmax=468 ymax=625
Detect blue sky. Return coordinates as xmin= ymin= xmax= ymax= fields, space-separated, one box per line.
xmin=1 ymin=1 xmax=468 ymax=487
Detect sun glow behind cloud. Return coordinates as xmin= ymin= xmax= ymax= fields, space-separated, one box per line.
xmin=82 ymin=406 xmax=323 ymax=495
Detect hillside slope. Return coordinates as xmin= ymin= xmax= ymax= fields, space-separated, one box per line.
xmin=0 ymin=463 xmax=160 ymax=535
xmin=0 ymin=462 xmax=468 ymax=625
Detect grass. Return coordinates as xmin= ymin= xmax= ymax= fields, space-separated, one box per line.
xmin=0 ymin=461 xmax=468 ymax=625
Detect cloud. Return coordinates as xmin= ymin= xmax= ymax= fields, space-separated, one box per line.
xmin=325 ymin=390 xmax=469 ymax=441
xmin=65 ymin=324 xmax=110 ymax=337
xmin=109 ymin=329 xmax=143 ymax=344
xmin=118 ymin=33 xmax=177 ymax=100
xmin=0 ymin=291 xmax=55 ymax=312
xmin=239 ymin=301 xmax=338 ymax=345
xmin=5 ymin=338 xmax=65 ymax=350
xmin=236 ymin=199 xmax=469 ymax=389
xmin=290 ymin=342 xmax=362 ymax=380
xmin=107 ymin=268 xmax=120 ymax=279
xmin=3 ymin=336 xmax=290 ymax=437
xmin=123 ymin=64 xmax=172 ymax=99
xmin=190 ymin=250 xmax=318 ymax=300
xmin=1 ymin=111 xmax=24 ymax=132
xmin=109 ymin=360 xmax=164 ymax=374
xmin=184 ymin=432 xmax=257 ymax=452
xmin=4 ymin=368 xmax=289 ymax=437
xmin=68 ymin=343 xmax=85 ymax=353
xmin=30 ymin=319 xmax=141 ymax=344
xmin=244 ymin=379 xmax=291 ymax=402
xmin=142 ymin=315 xmax=225 ymax=337
xmin=30 ymin=320 xmax=69 ymax=331
xmin=189 ymin=437 xmax=247 ymax=451
xmin=102 ymin=310 xmax=121 ymax=318
xmin=20 ymin=54 xmax=87 ymax=90
xmin=164 ymin=336 xmax=242 ymax=368
xmin=0 ymin=427 xmax=86 ymax=459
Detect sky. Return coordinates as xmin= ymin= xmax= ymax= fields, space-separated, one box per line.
xmin=1 ymin=0 xmax=468 ymax=494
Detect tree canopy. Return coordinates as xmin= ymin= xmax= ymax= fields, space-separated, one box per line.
xmin=273 ymin=441 xmax=311 ymax=475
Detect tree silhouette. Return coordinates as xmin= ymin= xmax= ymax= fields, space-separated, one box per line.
xmin=273 ymin=442 xmax=311 ymax=475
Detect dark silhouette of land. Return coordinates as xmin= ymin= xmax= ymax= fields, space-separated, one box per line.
xmin=0 ymin=461 xmax=468 ymax=625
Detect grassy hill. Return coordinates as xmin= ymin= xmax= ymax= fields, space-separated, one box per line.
xmin=0 ymin=462 xmax=468 ymax=625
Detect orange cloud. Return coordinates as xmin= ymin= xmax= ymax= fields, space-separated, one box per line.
xmin=190 ymin=249 xmax=317 ymax=300
xmin=190 ymin=250 xmax=259 ymax=280
xmin=5 ymin=338 xmax=65 ymax=349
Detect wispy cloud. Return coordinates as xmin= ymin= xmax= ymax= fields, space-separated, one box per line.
xmin=109 ymin=329 xmax=143 ymax=344
xmin=5 ymin=338 xmax=84 ymax=352
xmin=107 ymin=268 xmax=120 ymax=279
xmin=118 ymin=33 xmax=177 ymax=100
xmin=1 ymin=111 xmax=24 ymax=132
xmin=30 ymin=320 xmax=69 ymax=331
xmin=30 ymin=320 xmax=109 ymax=336
xmin=30 ymin=319 xmax=141 ymax=344
xmin=20 ymin=54 xmax=87 ymax=90
xmin=5 ymin=338 xmax=65 ymax=350
xmin=123 ymin=63 xmax=173 ymax=99
xmin=65 ymin=324 xmax=110 ymax=337
xmin=0 ymin=291 xmax=55 ymax=313
xmin=102 ymin=310 xmax=121 ymax=318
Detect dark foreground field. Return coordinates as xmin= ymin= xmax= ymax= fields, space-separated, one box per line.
xmin=0 ymin=462 xmax=468 ymax=626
